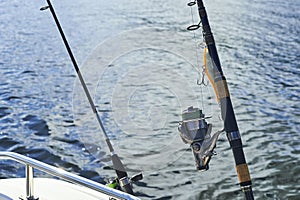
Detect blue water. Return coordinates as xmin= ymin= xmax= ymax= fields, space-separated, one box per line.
xmin=0 ymin=0 xmax=299 ymax=199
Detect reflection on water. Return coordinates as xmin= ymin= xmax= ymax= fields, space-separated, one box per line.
xmin=1 ymin=0 xmax=299 ymax=199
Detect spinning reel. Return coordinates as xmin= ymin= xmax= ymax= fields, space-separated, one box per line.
xmin=178 ymin=106 xmax=223 ymax=171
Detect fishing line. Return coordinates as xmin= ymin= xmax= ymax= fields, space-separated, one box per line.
xmin=187 ymin=0 xmax=205 ymax=110
xmin=188 ymin=1 xmax=201 ymax=74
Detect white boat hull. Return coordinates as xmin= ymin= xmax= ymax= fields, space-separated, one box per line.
xmin=0 ymin=178 xmax=118 ymax=200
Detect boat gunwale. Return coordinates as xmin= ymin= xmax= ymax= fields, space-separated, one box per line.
xmin=0 ymin=151 xmax=140 ymax=200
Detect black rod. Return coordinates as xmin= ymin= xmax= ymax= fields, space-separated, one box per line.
xmin=44 ymin=0 xmax=133 ymax=194
xmin=195 ymin=0 xmax=254 ymax=199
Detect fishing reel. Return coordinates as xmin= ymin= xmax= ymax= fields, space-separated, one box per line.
xmin=178 ymin=106 xmax=223 ymax=171
xmin=106 ymin=173 xmax=143 ymax=192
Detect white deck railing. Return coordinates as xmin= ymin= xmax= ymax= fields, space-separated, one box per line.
xmin=0 ymin=151 xmax=140 ymax=200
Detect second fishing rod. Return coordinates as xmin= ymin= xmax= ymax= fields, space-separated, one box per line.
xmin=41 ymin=0 xmax=143 ymax=195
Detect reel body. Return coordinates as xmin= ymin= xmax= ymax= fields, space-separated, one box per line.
xmin=178 ymin=106 xmax=222 ymax=171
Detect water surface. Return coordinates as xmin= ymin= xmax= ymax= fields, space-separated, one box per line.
xmin=0 ymin=0 xmax=299 ymax=199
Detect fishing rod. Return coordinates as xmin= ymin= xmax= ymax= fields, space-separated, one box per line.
xmin=179 ymin=0 xmax=254 ymax=199
xmin=40 ymin=0 xmax=142 ymax=195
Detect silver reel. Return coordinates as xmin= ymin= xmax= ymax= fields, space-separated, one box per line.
xmin=178 ymin=106 xmax=223 ymax=171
